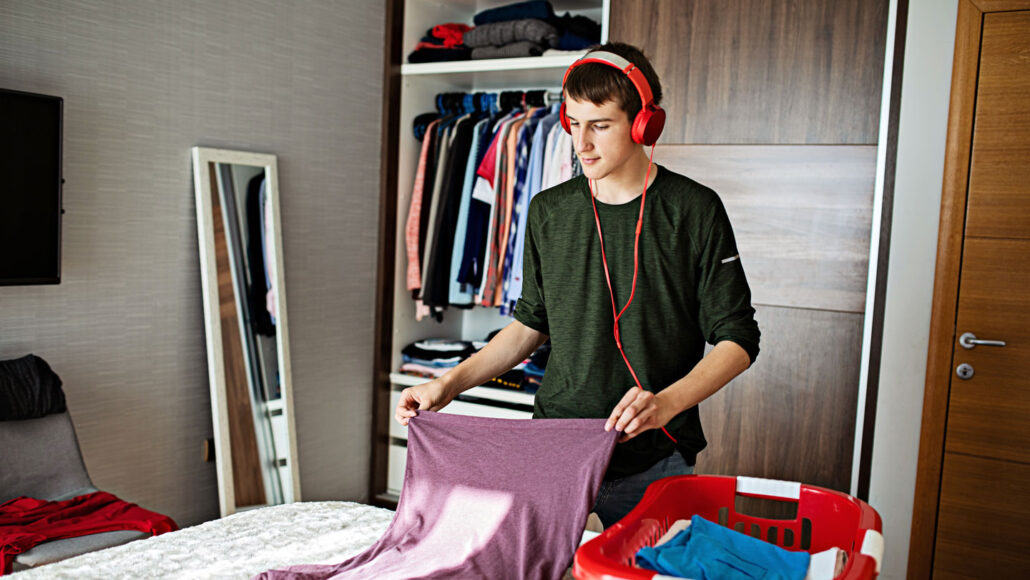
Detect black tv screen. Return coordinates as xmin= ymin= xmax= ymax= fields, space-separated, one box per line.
xmin=0 ymin=88 xmax=63 ymax=285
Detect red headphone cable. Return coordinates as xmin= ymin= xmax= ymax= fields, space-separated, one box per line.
xmin=589 ymin=145 xmax=677 ymax=444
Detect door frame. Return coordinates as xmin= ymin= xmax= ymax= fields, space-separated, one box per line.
xmin=908 ymin=0 xmax=1030 ymax=577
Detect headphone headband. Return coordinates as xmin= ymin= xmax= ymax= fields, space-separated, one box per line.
xmin=560 ymin=49 xmax=665 ymax=146
xmin=561 ymin=50 xmax=656 ymax=109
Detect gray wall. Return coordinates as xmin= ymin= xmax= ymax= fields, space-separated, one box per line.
xmin=0 ymin=0 xmax=384 ymax=526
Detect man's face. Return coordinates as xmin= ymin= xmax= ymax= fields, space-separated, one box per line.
xmin=564 ymin=97 xmax=639 ymax=181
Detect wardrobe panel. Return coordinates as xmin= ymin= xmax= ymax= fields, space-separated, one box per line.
xmin=654 ymin=145 xmax=876 ymax=313
xmin=695 ymin=305 xmax=862 ymax=492
xmin=610 ymin=0 xmax=889 ymax=144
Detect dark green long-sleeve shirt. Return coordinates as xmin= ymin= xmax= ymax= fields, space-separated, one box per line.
xmin=513 ymin=164 xmax=760 ymax=479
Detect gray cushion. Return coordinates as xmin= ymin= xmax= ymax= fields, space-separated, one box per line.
xmin=0 ymin=412 xmax=93 ymax=503
xmin=10 ymin=530 xmax=149 ymax=571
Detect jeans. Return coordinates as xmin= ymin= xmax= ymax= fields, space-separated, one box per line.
xmin=592 ymin=452 xmax=694 ymax=529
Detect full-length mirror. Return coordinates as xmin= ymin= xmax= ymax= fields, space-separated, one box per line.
xmin=191 ymin=147 xmax=300 ymax=517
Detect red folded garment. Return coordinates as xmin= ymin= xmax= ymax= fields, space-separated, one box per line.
xmin=432 ymin=23 xmax=472 ymax=48
xmin=0 ymin=491 xmax=178 ymax=574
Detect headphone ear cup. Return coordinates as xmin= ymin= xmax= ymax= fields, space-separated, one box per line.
xmin=559 ymin=101 xmax=571 ymax=134
xmin=633 ymin=105 xmax=666 ymax=146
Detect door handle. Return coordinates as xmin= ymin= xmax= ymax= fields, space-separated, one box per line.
xmin=959 ymin=332 xmax=1007 ymax=349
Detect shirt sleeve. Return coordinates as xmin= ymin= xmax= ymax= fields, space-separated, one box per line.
xmin=696 ymin=197 xmax=761 ymax=363
xmin=512 ymin=198 xmax=549 ymax=335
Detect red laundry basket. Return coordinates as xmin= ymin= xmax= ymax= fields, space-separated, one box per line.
xmin=574 ymin=474 xmax=883 ymax=580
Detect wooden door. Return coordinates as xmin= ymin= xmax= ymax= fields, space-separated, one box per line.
xmin=916 ymin=6 xmax=1030 ymax=578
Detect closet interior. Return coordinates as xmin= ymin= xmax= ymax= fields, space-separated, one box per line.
xmin=372 ymin=0 xmax=610 ymax=504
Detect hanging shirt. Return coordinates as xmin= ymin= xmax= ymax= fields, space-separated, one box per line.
xmin=457 ymin=111 xmax=518 ymax=292
xmin=257 ymin=412 xmax=618 ymax=580
xmin=423 ymin=114 xmax=480 ymax=310
xmin=476 ymin=114 xmax=521 ymax=303
xmin=405 ymin=119 xmax=442 ymax=292
xmin=505 ymin=107 xmax=560 ymax=313
xmin=500 ymin=106 xmax=549 ymax=312
xmin=448 ymin=117 xmax=491 ymax=306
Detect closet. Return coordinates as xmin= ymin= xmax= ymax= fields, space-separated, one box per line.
xmin=372 ymin=0 xmax=889 ymax=508
xmin=372 ymin=0 xmax=610 ymax=505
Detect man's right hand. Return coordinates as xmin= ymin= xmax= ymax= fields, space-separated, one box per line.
xmin=394 ymin=378 xmax=454 ymax=426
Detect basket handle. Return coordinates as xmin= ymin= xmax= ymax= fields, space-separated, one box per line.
xmin=858 ymin=529 xmax=884 ymax=573
xmin=735 ymin=476 xmax=801 ymax=500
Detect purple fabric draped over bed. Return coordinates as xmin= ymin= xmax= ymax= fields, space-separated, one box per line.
xmin=257 ymin=411 xmax=617 ymax=579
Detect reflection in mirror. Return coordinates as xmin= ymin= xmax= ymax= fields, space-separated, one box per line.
xmin=191 ymin=147 xmax=300 ymax=517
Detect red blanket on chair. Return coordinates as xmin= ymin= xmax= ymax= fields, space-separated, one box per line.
xmin=0 ymin=491 xmax=178 ymax=574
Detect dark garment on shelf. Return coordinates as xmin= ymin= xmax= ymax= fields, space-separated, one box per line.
xmin=463 ymin=19 xmax=559 ymax=48
xmin=246 ymin=174 xmax=275 ymax=337
xmin=426 ymin=23 xmax=471 ymax=48
xmin=474 ymin=0 xmax=555 ymax=26
xmin=551 ymin=12 xmax=602 ymax=42
xmin=483 ymin=368 xmax=525 ymax=391
xmin=258 ymin=412 xmax=617 ymax=580
xmin=0 ymin=354 xmax=65 ymax=421
xmin=556 ymin=31 xmax=597 ymax=51
xmin=471 ymin=41 xmax=545 ymax=60
xmin=406 ymin=47 xmax=471 ymax=64
xmin=401 ymin=339 xmax=477 ymax=364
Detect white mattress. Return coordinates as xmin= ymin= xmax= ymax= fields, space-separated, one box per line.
xmin=12 ymin=501 xmax=393 ymax=579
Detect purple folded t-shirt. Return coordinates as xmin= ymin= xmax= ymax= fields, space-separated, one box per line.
xmin=258 ymin=411 xmax=618 ymax=579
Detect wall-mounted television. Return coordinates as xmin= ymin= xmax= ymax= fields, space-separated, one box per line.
xmin=0 ymin=88 xmax=63 ymax=285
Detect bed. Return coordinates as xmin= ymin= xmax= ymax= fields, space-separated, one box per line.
xmin=11 ymin=502 xmax=394 ymax=579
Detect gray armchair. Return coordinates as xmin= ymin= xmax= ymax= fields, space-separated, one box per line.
xmin=0 ymin=354 xmax=153 ymax=572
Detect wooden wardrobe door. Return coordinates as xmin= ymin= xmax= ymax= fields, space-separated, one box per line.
xmin=932 ymin=10 xmax=1030 ymax=578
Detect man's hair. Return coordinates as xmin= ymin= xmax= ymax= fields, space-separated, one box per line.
xmin=563 ymin=42 xmax=663 ymax=125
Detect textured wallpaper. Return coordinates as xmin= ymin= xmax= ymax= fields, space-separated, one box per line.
xmin=0 ymin=0 xmax=384 ymax=525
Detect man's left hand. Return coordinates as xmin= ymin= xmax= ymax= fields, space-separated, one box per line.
xmin=604 ymin=387 xmax=675 ymax=443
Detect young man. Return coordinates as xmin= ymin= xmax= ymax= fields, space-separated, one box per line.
xmin=395 ymin=42 xmax=760 ymax=527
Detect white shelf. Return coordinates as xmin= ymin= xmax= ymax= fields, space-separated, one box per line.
xmin=400 ymin=53 xmax=586 ymax=91
xmin=390 ymin=372 xmax=536 ymax=406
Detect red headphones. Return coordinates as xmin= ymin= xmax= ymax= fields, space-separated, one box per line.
xmin=559 ymin=50 xmax=666 ymax=146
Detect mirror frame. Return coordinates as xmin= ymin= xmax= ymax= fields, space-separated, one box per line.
xmin=191 ymin=146 xmax=301 ymax=516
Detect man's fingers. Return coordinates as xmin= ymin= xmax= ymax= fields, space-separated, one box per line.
xmin=606 ymin=388 xmax=641 ymax=431
xmin=623 ymin=402 xmax=657 ymax=436
xmin=394 ymin=389 xmax=423 ymax=425
xmin=615 ymin=391 xmax=654 ymax=431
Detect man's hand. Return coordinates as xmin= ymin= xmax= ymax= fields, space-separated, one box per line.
xmin=394 ymin=378 xmax=454 ymax=426
xmin=604 ymin=387 xmax=676 ymax=443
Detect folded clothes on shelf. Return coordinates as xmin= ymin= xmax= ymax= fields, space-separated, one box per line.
xmin=407 ymin=22 xmax=473 ymax=63
xmin=463 ymin=19 xmax=559 ymax=49
xmin=407 ymin=46 xmax=472 ymax=64
xmin=398 ymin=362 xmax=448 ymax=379
xmin=471 ymin=41 xmax=547 ymax=60
xmin=396 ymin=335 xmax=550 ymax=394
xmin=402 ymin=338 xmax=477 ymax=363
xmin=473 ymin=0 xmax=555 ymax=26
xmin=407 ymin=2 xmax=601 ymax=64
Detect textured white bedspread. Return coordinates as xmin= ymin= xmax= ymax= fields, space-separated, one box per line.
xmin=12 ymin=501 xmax=393 ymax=579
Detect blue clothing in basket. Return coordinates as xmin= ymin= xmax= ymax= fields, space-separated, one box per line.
xmin=635 ymin=515 xmax=810 ymax=580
